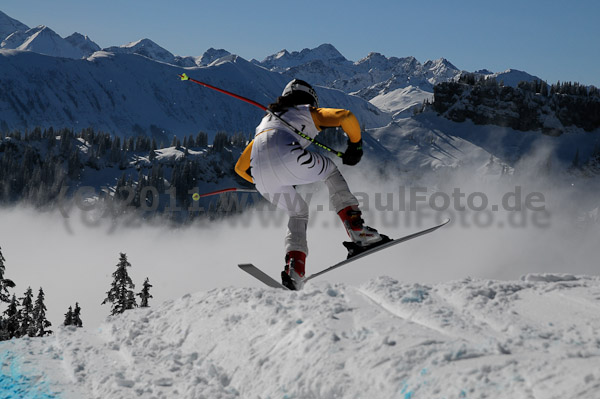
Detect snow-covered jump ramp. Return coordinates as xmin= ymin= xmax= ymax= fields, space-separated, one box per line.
xmin=2 ymin=274 xmax=600 ymax=398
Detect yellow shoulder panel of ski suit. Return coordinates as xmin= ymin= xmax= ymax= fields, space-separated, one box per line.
xmin=310 ymin=107 xmax=362 ymax=143
xmin=234 ymin=108 xmax=361 ymax=183
xmin=235 ymin=139 xmax=255 ymax=183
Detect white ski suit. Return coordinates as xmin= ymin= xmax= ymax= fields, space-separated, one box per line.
xmin=235 ymin=105 xmax=361 ymax=255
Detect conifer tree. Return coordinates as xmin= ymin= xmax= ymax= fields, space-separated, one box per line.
xmin=72 ymin=302 xmax=83 ymax=327
xmin=102 ymin=253 xmax=137 ymax=315
xmin=137 ymin=278 xmax=153 ymax=308
xmin=64 ymin=306 xmax=73 ymax=326
xmin=1 ymin=294 xmax=20 ymax=340
xmin=19 ymin=287 xmax=34 ymax=337
xmin=0 ymin=246 xmax=15 ymax=304
xmin=32 ymin=287 xmax=52 ymax=337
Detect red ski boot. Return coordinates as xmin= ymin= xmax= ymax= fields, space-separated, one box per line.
xmin=338 ymin=205 xmax=390 ymax=258
xmin=281 ymin=251 xmax=306 ymax=290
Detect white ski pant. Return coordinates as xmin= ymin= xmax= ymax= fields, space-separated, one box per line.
xmin=251 ymin=131 xmax=358 ymax=256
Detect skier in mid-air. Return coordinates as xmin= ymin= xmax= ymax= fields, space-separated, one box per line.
xmin=235 ymin=79 xmax=388 ymax=290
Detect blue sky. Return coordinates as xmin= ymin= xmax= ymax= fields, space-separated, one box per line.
xmin=2 ymin=0 xmax=599 ymax=86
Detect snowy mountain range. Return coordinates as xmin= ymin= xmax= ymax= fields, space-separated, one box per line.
xmin=1 ymin=9 xmax=597 ymax=203
xmin=0 ymin=10 xmax=543 ymax=140
xmin=1 ymin=9 xmax=597 ymax=184
xmin=1 ymin=10 xmax=599 ymax=399
xmin=0 ymin=10 xmax=27 ymax=42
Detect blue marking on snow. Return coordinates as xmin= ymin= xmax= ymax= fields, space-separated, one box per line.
xmin=401 ymin=288 xmax=429 ymax=303
xmin=400 ymin=383 xmax=414 ymax=399
xmin=0 ymin=350 xmax=59 ymax=399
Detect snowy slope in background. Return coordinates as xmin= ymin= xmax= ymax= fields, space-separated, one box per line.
xmin=65 ymin=33 xmax=101 ymax=57
xmin=2 ymin=275 xmax=599 ymax=398
xmin=0 ymin=10 xmax=28 ymax=41
xmin=1 ymin=25 xmax=88 ymax=59
xmin=0 ymin=10 xmax=549 ymax=137
xmin=254 ymin=45 xmax=541 ymax=118
xmin=105 ymin=39 xmax=177 ymax=64
xmin=257 ymin=49 xmax=462 ymax=101
xmin=258 ymin=43 xmax=349 ymax=71
xmin=478 ymin=68 xmax=542 ymax=87
xmin=199 ymin=48 xmax=231 ymax=66
xmin=0 ymin=50 xmax=389 ymax=140
xmin=365 ymin=111 xmax=600 ymax=174
xmin=370 ymin=85 xmax=433 ymax=117
xmin=103 ymin=38 xmax=202 ymax=67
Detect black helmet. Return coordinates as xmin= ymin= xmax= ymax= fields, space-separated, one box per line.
xmin=281 ymin=79 xmax=319 ymax=107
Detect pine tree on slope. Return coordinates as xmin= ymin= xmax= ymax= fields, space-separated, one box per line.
xmin=1 ymin=294 xmax=20 ymax=340
xmin=137 ymin=277 xmax=153 ymax=308
xmin=0 ymin=246 xmax=16 ymax=304
xmin=32 ymin=287 xmax=52 ymax=337
xmin=64 ymin=306 xmax=73 ymax=326
xmin=102 ymin=253 xmax=137 ymax=315
xmin=72 ymin=302 xmax=83 ymax=327
xmin=19 ymin=287 xmax=34 ymax=337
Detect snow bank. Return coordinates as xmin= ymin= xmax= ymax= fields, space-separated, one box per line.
xmin=2 ymin=275 xmax=600 ymax=398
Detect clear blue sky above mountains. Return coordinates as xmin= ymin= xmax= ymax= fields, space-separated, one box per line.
xmin=3 ymin=0 xmax=599 ymax=87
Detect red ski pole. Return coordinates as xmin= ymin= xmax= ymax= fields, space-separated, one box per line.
xmin=178 ymin=73 xmax=344 ymax=157
xmin=179 ymin=73 xmax=268 ymax=111
xmin=193 ymin=187 xmax=257 ymax=199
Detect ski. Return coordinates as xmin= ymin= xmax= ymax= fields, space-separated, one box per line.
xmin=303 ymin=218 xmax=450 ymax=283
xmin=238 ymin=263 xmax=290 ymax=290
xmin=238 ymin=219 xmax=449 ymax=289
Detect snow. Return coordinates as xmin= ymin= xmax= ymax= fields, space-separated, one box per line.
xmin=260 ymin=44 xmax=348 ymax=71
xmin=1 ymin=25 xmax=86 ymax=59
xmin=2 ymin=275 xmax=599 ymax=398
xmin=0 ymin=48 xmax=390 ymax=139
xmin=1 ymin=9 xmax=599 ymax=398
xmin=476 ymin=69 xmax=541 ymax=87
xmin=369 ymin=85 xmax=433 ymax=117
xmin=199 ymin=48 xmax=231 ymax=66
xmin=64 ymin=33 xmax=101 ymax=58
xmin=367 ymin=111 xmax=600 ymax=171
xmin=104 ymin=39 xmax=177 ymax=65
xmin=0 ymin=10 xmax=28 ymax=42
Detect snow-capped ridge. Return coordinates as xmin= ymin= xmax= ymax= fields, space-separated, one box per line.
xmin=207 ymin=53 xmax=240 ymax=67
xmin=101 ymin=40 xmax=232 ymax=67
xmin=0 ymin=48 xmax=389 ymax=138
xmin=274 ymin=49 xmax=288 ymax=59
xmin=256 ymin=45 xmax=463 ymax=102
xmin=423 ymin=57 xmax=461 ymax=85
xmin=64 ymin=32 xmax=101 ymax=57
xmin=423 ymin=57 xmax=459 ymax=74
xmin=1 ymin=25 xmax=86 ymax=59
xmin=104 ymin=38 xmax=176 ymax=64
xmin=260 ymin=43 xmax=348 ymax=71
xmin=199 ymin=47 xmax=231 ymax=66
xmin=0 ymin=10 xmax=29 ymax=41
xmin=476 ymin=68 xmax=541 ymax=87
xmin=1 ymin=28 xmax=29 ymax=49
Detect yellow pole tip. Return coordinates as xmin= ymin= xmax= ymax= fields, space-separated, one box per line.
xmin=180 ymin=73 xmax=189 ymax=81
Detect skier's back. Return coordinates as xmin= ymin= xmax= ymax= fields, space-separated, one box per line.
xmin=235 ymin=79 xmax=387 ymax=290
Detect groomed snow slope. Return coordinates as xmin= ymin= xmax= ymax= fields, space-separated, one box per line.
xmin=2 ymin=274 xmax=600 ymax=399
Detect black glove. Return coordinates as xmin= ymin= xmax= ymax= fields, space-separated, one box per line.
xmin=342 ymin=139 xmax=363 ymax=165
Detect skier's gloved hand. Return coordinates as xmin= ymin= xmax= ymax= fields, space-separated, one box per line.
xmin=342 ymin=139 xmax=363 ymax=165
